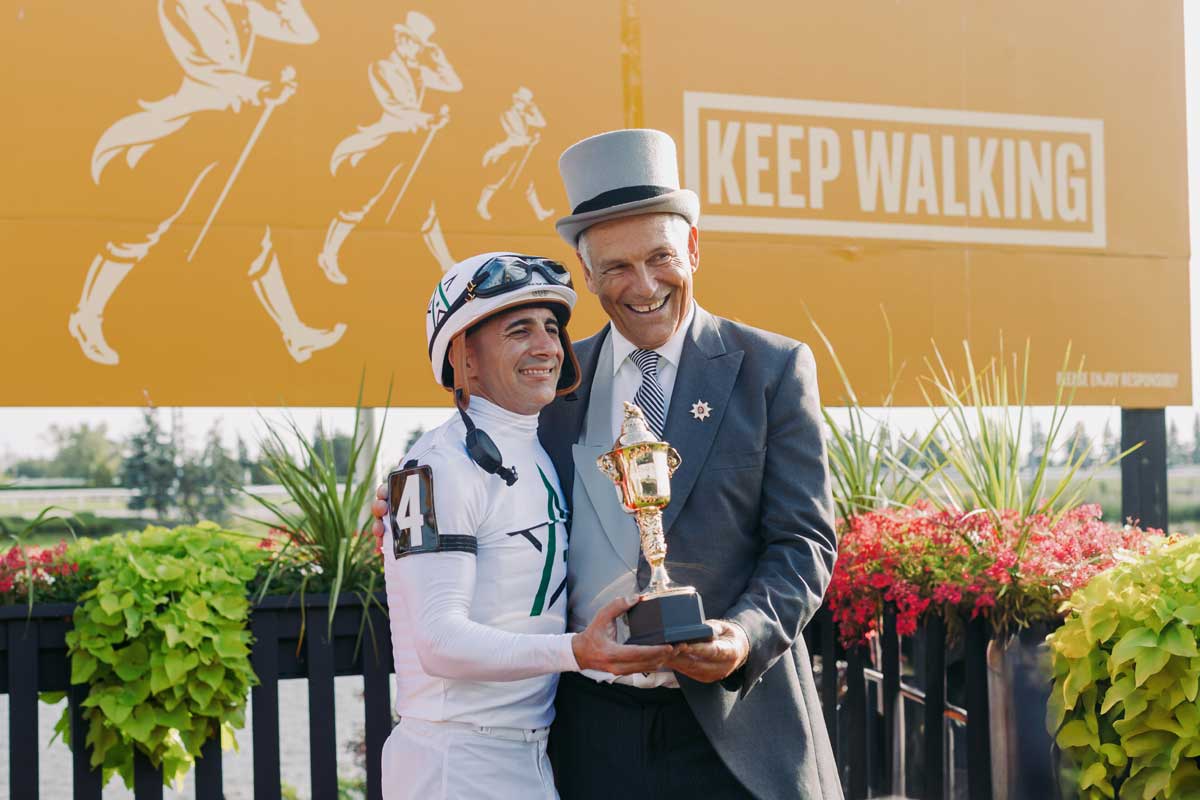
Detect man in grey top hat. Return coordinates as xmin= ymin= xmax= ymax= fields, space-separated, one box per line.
xmin=540 ymin=128 xmax=841 ymax=800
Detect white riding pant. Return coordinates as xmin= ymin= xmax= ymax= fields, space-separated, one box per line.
xmin=381 ymin=716 xmax=557 ymax=800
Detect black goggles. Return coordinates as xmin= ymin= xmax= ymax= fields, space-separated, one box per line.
xmin=466 ymin=255 xmax=573 ymax=299
xmin=429 ymin=256 xmax=573 ymax=357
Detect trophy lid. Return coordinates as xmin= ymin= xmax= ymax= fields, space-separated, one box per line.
xmin=615 ymin=401 xmax=661 ymax=447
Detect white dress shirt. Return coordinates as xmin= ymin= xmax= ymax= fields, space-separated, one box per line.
xmin=607 ymin=302 xmax=696 ymax=444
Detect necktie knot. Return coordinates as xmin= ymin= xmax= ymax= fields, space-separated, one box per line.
xmin=631 ymin=348 xmax=659 ymax=376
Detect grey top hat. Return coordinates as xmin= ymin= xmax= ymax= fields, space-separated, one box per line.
xmin=555 ymin=129 xmax=700 ymax=246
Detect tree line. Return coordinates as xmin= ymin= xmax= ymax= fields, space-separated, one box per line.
xmin=1 ymin=409 xmax=424 ymax=526
xmin=852 ymin=415 xmax=1200 ymax=472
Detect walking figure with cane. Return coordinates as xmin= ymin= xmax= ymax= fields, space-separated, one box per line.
xmin=476 ymin=87 xmax=555 ymax=222
xmin=318 ymin=11 xmax=462 ymax=284
xmin=70 ymin=0 xmax=345 ymax=366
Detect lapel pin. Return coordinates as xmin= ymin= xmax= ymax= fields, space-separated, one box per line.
xmin=690 ymin=400 xmax=712 ymax=421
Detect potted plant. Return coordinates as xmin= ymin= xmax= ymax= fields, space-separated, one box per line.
xmin=914 ymin=340 xmax=1149 ymax=800
xmin=50 ymin=523 xmax=268 ymax=789
xmin=245 ymin=383 xmax=389 ymax=639
xmin=820 ymin=334 xmax=1151 ymax=798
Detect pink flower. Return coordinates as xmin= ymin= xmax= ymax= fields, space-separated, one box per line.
xmin=824 ymin=502 xmax=1155 ymax=648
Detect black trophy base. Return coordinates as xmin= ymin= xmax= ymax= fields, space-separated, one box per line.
xmin=626 ymin=589 xmax=715 ymax=645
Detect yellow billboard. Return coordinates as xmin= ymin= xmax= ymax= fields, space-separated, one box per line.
xmin=0 ymin=1 xmax=1189 ymax=407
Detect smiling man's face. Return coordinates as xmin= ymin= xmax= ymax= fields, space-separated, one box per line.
xmin=578 ymin=213 xmax=699 ymax=350
xmin=464 ymin=305 xmax=563 ymax=416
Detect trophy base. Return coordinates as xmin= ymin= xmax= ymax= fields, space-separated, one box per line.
xmin=626 ymin=588 xmax=715 ymax=645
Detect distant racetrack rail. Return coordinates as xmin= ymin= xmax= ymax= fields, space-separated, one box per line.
xmin=0 ymin=485 xmax=292 ymax=518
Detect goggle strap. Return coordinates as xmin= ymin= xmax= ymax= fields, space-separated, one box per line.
xmin=451 ymin=335 xmax=472 ymax=405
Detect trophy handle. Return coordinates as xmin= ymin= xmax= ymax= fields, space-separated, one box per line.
xmin=666 ymin=446 xmax=681 ymax=477
xmin=596 ymin=453 xmax=622 ymax=483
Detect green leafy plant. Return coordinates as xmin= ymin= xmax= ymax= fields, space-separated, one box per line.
xmin=246 ymin=381 xmax=388 ymax=634
xmin=1047 ymin=533 xmax=1200 ymax=799
xmin=59 ymin=524 xmax=267 ymax=789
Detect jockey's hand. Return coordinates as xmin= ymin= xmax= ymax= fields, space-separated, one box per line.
xmin=571 ymin=596 xmax=678 ymax=675
xmin=371 ymin=481 xmax=388 ymax=557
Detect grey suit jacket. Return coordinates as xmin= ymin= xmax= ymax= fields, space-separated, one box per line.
xmin=539 ymin=306 xmax=843 ymax=800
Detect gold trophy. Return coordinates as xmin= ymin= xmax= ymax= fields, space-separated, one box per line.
xmin=597 ymin=402 xmax=714 ymax=645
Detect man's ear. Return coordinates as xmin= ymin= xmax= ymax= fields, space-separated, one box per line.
xmin=688 ymin=225 xmax=700 ymax=272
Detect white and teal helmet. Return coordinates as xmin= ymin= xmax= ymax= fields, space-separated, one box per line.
xmin=425 ymin=252 xmax=581 ymax=395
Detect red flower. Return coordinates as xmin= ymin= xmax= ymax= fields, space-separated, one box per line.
xmin=0 ymin=540 xmax=80 ymax=602
xmin=824 ymin=503 xmax=1154 ymax=648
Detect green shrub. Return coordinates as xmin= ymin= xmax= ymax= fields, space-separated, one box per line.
xmin=1047 ymin=533 xmax=1200 ymax=799
xmin=58 ymin=524 xmax=268 ymax=789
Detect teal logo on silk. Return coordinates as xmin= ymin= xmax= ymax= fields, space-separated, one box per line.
xmin=530 ymin=466 xmax=567 ymax=616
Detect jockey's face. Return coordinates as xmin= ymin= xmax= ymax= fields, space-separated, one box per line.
xmin=464 ymin=306 xmax=564 ymax=416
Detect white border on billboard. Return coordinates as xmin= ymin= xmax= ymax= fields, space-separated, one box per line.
xmin=682 ymin=91 xmax=1107 ymax=248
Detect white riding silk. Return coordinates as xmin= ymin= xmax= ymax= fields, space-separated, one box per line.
xmin=381 ymin=396 xmax=575 ymax=799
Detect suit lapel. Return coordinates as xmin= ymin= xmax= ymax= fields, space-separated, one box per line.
xmin=572 ymin=334 xmax=640 ymax=570
xmin=540 ymin=326 xmax=609 ymax=504
xmin=662 ymin=308 xmax=743 ymax=536
xmin=573 ymin=445 xmax=639 ymax=571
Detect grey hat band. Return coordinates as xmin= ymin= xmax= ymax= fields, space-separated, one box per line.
xmin=571 ymin=184 xmax=676 ymax=215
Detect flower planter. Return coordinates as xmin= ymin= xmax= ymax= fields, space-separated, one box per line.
xmin=986 ymin=623 xmax=1060 ymax=800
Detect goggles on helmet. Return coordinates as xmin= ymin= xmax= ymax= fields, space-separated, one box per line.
xmin=466 ymin=255 xmax=573 ymax=298
xmin=429 ymin=255 xmax=574 ymax=355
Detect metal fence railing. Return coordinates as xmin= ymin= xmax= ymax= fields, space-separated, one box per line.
xmin=6 ymin=597 xmax=1011 ymax=800
xmin=806 ymin=607 xmax=999 ymax=800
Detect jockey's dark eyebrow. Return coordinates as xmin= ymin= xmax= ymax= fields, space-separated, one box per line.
xmin=503 ymin=315 xmax=557 ymax=334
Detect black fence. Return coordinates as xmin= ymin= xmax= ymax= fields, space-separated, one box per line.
xmin=806 ymin=607 xmax=1005 ymax=800
xmin=0 ymin=594 xmax=394 ymax=800
xmin=4 ymin=596 xmax=1024 ymax=800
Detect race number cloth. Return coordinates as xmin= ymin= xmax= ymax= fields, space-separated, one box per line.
xmin=383 ymin=396 xmax=576 ymax=730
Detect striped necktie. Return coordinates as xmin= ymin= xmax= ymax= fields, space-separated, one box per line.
xmin=630 ymin=349 xmax=667 ymax=440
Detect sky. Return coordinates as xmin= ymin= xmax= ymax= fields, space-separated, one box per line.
xmin=2 ymin=9 xmax=1199 ymax=468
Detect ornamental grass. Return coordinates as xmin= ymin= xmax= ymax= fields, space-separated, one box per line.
xmin=814 ymin=327 xmax=1152 ymax=648
xmin=244 ymin=379 xmax=389 ymax=636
